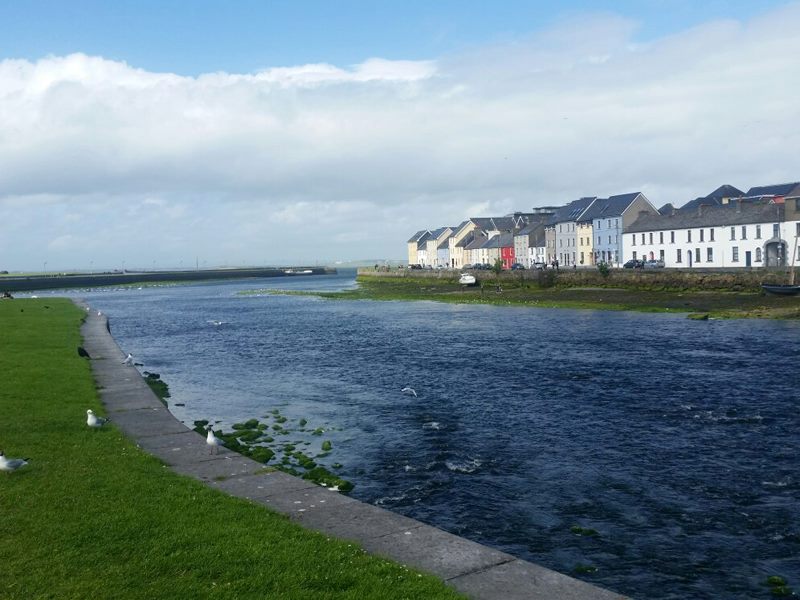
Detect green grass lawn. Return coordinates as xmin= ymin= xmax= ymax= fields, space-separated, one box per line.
xmin=0 ymin=299 xmax=464 ymax=600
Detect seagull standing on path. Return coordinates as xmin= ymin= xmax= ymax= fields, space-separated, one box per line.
xmin=122 ymin=353 xmax=134 ymax=365
xmin=0 ymin=450 xmax=30 ymax=473
xmin=206 ymin=426 xmax=225 ymax=455
xmin=86 ymin=409 xmax=110 ymax=428
xmin=401 ymin=387 xmax=418 ymax=397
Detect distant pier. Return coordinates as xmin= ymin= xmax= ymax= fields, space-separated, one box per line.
xmin=0 ymin=266 xmax=335 ymax=292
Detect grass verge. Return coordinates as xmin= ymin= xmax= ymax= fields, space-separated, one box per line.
xmin=242 ymin=276 xmax=800 ymax=319
xmin=0 ymin=298 xmax=464 ymax=600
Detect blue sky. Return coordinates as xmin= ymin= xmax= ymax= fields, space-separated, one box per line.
xmin=0 ymin=0 xmax=787 ymax=74
xmin=0 ymin=1 xmax=798 ymax=270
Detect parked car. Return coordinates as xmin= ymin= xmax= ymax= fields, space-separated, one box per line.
xmin=532 ymin=262 xmax=546 ymax=270
xmin=409 ymin=263 xmax=423 ymax=270
xmin=510 ymin=263 xmax=525 ymax=270
xmin=643 ymin=259 xmax=665 ymax=269
xmin=462 ymin=263 xmax=474 ymax=270
xmin=623 ymin=259 xmax=644 ymax=269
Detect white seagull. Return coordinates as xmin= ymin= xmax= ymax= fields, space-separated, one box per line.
xmin=122 ymin=353 xmax=134 ymax=365
xmin=206 ymin=426 xmax=225 ymax=454
xmin=0 ymin=450 xmax=30 ymax=473
xmin=86 ymin=409 xmax=110 ymax=428
xmin=401 ymin=387 xmax=418 ymax=397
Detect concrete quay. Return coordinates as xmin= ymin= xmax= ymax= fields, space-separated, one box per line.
xmin=79 ymin=302 xmax=628 ymax=600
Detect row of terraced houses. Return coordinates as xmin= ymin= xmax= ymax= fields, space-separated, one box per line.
xmin=407 ymin=182 xmax=800 ymax=270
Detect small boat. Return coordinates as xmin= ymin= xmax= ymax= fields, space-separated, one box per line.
xmin=459 ymin=273 xmax=477 ymax=286
xmin=761 ymin=283 xmax=800 ymax=296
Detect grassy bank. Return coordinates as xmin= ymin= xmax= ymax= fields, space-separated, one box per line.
xmin=248 ymin=274 xmax=800 ymax=319
xmin=0 ymin=299 xmax=464 ymax=600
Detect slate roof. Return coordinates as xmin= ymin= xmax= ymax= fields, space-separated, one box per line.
xmin=548 ymin=197 xmax=596 ymax=225
xmin=578 ymin=192 xmax=643 ymax=222
xmin=464 ymin=233 xmax=489 ymax=251
xmin=484 ymin=232 xmax=515 ymax=249
xmin=744 ymin=182 xmax=800 ymax=198
xmin=407 ymin=230 xmax=430 ymax=243
xmin=658 ymin=203 xmax=675 ymax=215
xmin=428 ymin=227 xmax=450 ymax=240
xmin=469 ymin=217 xmax=518 ymax=231
xmin=626 ymin=201 xmax=784 ymax=233
xmin=679 ymin=184 xmax=744 ymax=213
xmin=416 ymin=231 xmax=431 ymax=250
xmin=437 ymin=238 xmax=450 ymax=250
xmin=515 ymin=223 xmax=547 ymax=247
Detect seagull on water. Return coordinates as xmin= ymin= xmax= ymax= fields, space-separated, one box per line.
xmin=87 ymin=409 xmax=110 ymax=428
xmin=206 ymin=426 xmax=225 ymax=454
xmin=0 ymin=450 xmax=30 ymax=473
xmin=401 ymin=387 xmax=417 ymax=397
xmin=122 ymin=353 xmax=134 ymax=365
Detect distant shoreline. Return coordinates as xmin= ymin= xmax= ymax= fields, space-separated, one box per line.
xmin=0 ymin=266 xmax=335 ymax=293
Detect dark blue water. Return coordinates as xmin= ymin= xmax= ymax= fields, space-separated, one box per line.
xmin=40 ymin=272 xmax=800 ymax=599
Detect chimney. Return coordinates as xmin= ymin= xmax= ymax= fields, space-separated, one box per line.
xmin=736 ymin=198 xmax=742 ymax=213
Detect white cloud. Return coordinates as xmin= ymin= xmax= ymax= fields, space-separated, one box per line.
xmin=1 ymin=4 xmax=799 ymax=269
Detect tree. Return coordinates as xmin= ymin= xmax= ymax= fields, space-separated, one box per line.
xmin=492 ymin=258 xmax=503 ymax=275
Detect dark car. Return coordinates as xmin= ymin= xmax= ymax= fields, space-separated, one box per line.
xmin=510 ymin=263 xmax=525 ymax=270
xmin=623 ymin=259 xmax=644 ymax=269
xmin=409 ymin=263 xmax=423 ymax=270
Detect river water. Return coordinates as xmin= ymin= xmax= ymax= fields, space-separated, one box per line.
xmin=44 ymin=271 xmax=799 ymax=599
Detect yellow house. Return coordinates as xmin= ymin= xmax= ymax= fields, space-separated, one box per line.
xmin=407 ymin=230 xmax=430 ymax=266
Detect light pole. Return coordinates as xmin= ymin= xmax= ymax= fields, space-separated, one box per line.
xmin=43 ymin=261 xmax=47 ymax=274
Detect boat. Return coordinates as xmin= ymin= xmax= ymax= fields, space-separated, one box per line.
xmin=761 ymin=283 xmax=800 ymax=296
xmin=762 ymin=236 xmax=799 ymax=296
xmin=459 ymin=273 xmax=477 ymax=286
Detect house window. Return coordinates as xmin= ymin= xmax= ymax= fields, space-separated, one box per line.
xmin=608 ymin=219 xmax=612 ymax=228
xmin=641 ymin=233 xmax=646 ymax=245
xmin=695 ymin=248 xmax=701 ymax=264
xmin=773 ymin=224 xmax=779 ymax=237
xmin=700 ymin=229 xmax=704 ymax=242
xmin=756 ymin=225 xmax=761 ymax=239
xmin=660 ymin=249 xmax=665 ymax=260
xmin=670 ymin=231 xmax=675 ymax=244
xmin=687 ymin=230 xmax=692 ymax=242
xmin=676 ymin=249 xmax=682 ymax=263
xmin=730 ymin=227 xmax=736 ymax=240
xmin=707 ymin=247 xmax=713 ymax=262
xmin=659 ymin=232 xmax=664 ymax=244
xmin=597 ymin=236 xmax=601 ymax=245
xmin=580 ymin=252 xmax=584 ymax=264
xmin=756 ymin=247 xmax=762 ymax=262
xmin=615 ymin=235 xmax=618 ymax=244
xmin=632 ymin=235 xmax=636 ymax=246
xmin=649 ymin=232 xmax=653 ymax=244
xmin=732 ymin=246 xmax=739 ymax=262
xmin=633 ymin=251 xmax=637 ymax=260
xmin=796 ymin=223 xmax=800 ymax=236
xmin=608 ymin=235 xmax=611 ymax=244
xmin=710 ymin=229 xmax=715 ymax=242
xmin=741 ymin=226 xmax=747 ymax=240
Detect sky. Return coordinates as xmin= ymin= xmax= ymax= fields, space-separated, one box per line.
xmin=0 ymin=1 xmax=798 ymax=270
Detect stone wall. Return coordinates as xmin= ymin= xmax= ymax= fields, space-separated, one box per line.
xmin=358 ymin=267 xmax=797 ymax=292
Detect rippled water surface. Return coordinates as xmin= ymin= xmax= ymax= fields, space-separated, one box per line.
xmin=50 ymin=272 xmax=800 ymax=599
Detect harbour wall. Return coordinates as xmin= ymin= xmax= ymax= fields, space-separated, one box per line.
xmin=358 ymin=266 xmax=797 ymax=292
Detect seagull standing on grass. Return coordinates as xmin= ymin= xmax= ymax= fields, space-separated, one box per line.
xmin=401 ymin=387 xmax=417 ymax=397
xmin=0 ymin=450 xmax=30 ymax=473
xmin=86 ymin=409 xmax=110 ymax=428
xmin=206 ymin=426 xmax=225 ymax=454
xmin=122 ymin=353 xmax=134 ymax=365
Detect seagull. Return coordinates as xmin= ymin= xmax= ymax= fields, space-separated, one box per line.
xmin=86 ymin=409 xmax=110 ymax=428
xmin=122 ymin=353 xmax=134 ymax=365
xmin=0 ymin=450 xmax=30 ymax=473
xmin=401 ymin=387 xmax=417 ymax=397
xmin=206 ymin=426 xmax=225 ymax=454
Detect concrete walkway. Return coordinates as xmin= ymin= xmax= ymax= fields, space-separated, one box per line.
xmin=79 ymin=303 xmax=627 ymax=600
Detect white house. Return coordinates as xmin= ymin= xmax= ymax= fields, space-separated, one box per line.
xmin=623 ymin=200 xmax=789 ymax=268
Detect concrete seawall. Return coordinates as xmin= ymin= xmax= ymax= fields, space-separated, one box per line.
xmin=1 ymin=267 xmax=334 ymax=293
xmin=78 ymin=300 xmax=628 ymax=600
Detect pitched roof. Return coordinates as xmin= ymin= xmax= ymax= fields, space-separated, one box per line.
xmin=658 ymin=203 xmax=675 ymax=215
xmin=416 ymin=231 xmax=432 ymax=250
xmin=626 ymin=200 xmax=784 ymax=233
xmin=744 ymin=182 xmax=800 ymax=198
xmin=679 ymin=184 xmax=744 ymax=213
xmin=484 ymin=232 xmax=515 ymax=249
xmin=515 ymin=223 xmax=547 ymax=247
xmin=407 ymin=230 xmax=429 ymax=243
xmin=579 ymin=192 xmax=643 ymax=222
xmin=549 ymin=197 xmax=596 ymax=225
xmin=464 ymin=233 xmax=489 ymax=250
xmin=469 ymin=216 xmax=518 ymax=231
